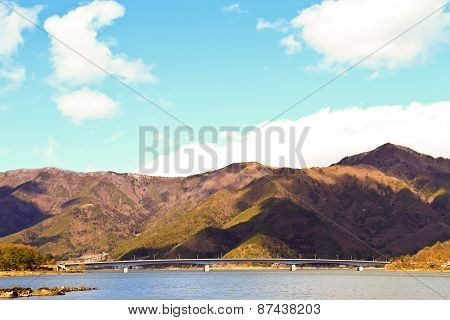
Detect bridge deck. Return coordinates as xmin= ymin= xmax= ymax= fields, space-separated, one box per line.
xmin=64 ymin=258 xmax=388 ymax=268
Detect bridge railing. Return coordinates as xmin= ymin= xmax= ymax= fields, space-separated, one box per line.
xmin=62 ymin=258 xmax=389 ymax=269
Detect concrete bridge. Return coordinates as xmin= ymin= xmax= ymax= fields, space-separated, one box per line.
xmin=61 ymin=258 xmax=388 ymax=272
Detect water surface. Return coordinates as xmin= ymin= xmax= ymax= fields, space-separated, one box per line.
xmin=0 ymin=269 xmax=448 ymax=299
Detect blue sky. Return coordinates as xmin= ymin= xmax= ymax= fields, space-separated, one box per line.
xmin=0 ymin=0 xmax=449 ymax=174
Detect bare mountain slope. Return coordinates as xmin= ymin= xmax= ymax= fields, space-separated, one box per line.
xmin=114 ymin=163 xmax=450 ymax=260
xmin=0 ymin=163 xmax=271 ymax=258
xmin=1 ymin=145 xmax=449 ymax=260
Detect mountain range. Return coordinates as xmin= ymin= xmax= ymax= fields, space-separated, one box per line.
xmin=0 ymin=143 xmax=449 ymax=260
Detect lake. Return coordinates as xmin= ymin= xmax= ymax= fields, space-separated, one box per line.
xmin=0 ymin=269 xmax=449 ymax=299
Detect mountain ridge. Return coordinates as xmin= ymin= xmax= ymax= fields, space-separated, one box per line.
xmin=1 ymin=143 xmax=449 ymax=260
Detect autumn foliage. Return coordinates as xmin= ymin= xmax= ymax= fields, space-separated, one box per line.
xmin=0 ymin=244 xmax=54 ymax=271
xmin=387 ymin=240 xmax=450 ymax=270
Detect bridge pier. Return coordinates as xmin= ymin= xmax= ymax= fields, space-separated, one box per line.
xmin=290 ymin=265 xmax=296 ymax=272
xmin=203 ymin=265 xmax=210 ymax=272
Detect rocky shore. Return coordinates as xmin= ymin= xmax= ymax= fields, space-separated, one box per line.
xmin=0 ymin=286 xmax=95 ymax=298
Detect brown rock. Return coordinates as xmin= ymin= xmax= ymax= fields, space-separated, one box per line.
xmin=0 ymin=287 xmax=32 ymax=298
xmin=31 ymin=287 xmax=65 ymax=296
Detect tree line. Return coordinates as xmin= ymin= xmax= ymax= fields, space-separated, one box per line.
xmin=0 ymin=244 xmax=55 ymax=271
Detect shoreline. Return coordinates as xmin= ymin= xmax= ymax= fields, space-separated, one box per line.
xmin=0 ymin=270 xmax=83 ymax=278
xmin=2 ymin=266 xmax=448 ymax=277
xmin=384 ymin=268 xmax=450 ymax=273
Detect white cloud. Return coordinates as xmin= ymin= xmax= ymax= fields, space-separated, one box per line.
xmin=0 ymin=104 xmax=9 ymax=112
xmin=32 ymin=137 xmax=57 ymax=162
xmin=0 ymin=3 xmax=42 ymax=59
xmin=256 ymin=18 xmax=289 ymax=32
xmin=0 ymin=3 xmax=41 ymax=93
xmin=222 ymin=3 xmax=246 ymax=14
xmin=291 ymin=0 xmax=450 ymax=69
xmin=279 ymin=34 xmax=301 ymax=55
xmin=142 ymin=101 xmax=450 ymax=176
xmin=55 ymin=88 xmax=119 ymax=123
xmin=44 ymin=0 xmax=157 ymax=86
xmin=44 ymin=1 xmax=157 ymax=123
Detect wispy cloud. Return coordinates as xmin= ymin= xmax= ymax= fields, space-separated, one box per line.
xmin=255 ymin=18 xmax=301 ymax=56
xmin=32 ymin=137 xmax=57 ymax=163
xmin=279 ymin=34 xmax=301 ymax=55
xmin=221 ymin=3 xmax=246 ymax=14
xmin=369 ymin=70 xmax=382 ymax=80
xmin=157 ymin=97 xmax=175 ymax=108
xmin=256 ymin=18 xmax=290 ymax=33
xmin=0 ymin=66 xmax=26 ymax=94
xmin=0 ymin=3 xmax=42 ymax=59
xmin=107 ymin=130 xmax=126 ymax=143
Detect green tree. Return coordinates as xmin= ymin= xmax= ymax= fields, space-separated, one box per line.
xmin=0 ymin=244 xmax=46 ymax=271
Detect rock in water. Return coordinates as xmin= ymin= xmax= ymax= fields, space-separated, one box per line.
xmin=0 ymin=290 xmax=16 ymax=299
xmin=32 ymin=287 xmax=65 ymax=296
xmin=0 ymin=286 xmax=96 ymax=298
xmin=0 ymin=287 xmax=33 ymax=298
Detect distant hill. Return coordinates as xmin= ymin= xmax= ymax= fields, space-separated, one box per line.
xmin=387 ymin=239 xmax=450 ymax=270
xmin=1 ymin=144 xmax=449 ymax=260
xmin=223 ymin=234 xmax=298 ymax=259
